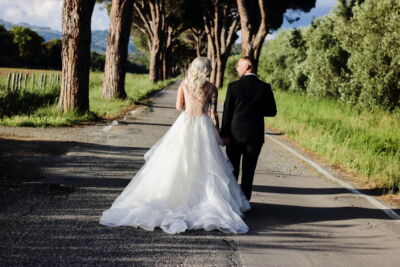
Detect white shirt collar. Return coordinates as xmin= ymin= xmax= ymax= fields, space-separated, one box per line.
xmin=244 ymin=73 xmax=256 ymax=76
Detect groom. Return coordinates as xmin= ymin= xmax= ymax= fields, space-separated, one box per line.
xmin=220 ymin=56 xmax=277 ymax=201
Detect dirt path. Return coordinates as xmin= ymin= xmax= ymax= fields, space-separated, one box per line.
xmin=1 ymin=81 xmax=399 ymax=266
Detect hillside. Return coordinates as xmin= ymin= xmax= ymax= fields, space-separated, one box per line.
xmin=0 ymin=19 xmax=136 ymax=54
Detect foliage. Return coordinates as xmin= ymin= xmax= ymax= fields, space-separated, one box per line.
xmin=0 ymin=25 xmax=17 ymax=66
xmin=336 ymin=0 xmax=400 ymax=111
xmin=90 ymin=52 xmax=106 ymax=71
xmin=258 ymin=30 xmax=294 ymax=92
xmin=224 ymin=54 xmax=241 ymax=84
xmin=42 ymin=39 xmax=62 ymax=70
xmin=303 ymin=16 xmax=350 ymax=99
xmin=90 ymin=51 xmax=147 ymax=73
xmin=10 ymin=26 xmax=44 ymax=66
xmin=259 ymin=0 xmax=400 ymax=112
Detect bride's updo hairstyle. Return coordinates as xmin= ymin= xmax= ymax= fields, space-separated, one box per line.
xmin=185 ymin=57 xmax=211 ymax=100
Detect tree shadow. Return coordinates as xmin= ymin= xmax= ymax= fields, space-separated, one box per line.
xmin=134 ymin=101 xmax=176 ymax=110
xmin=117 ymin=121 xmax=172 ymax=127
xmin=244 ymin=202 xmax=399 ymax=233
xmin=0 ymin=138 xmax=149 ymax=205
xmin=0 ymin=185 xmax=237 ymax=266
xmin=253 ymin=185 xmax=350 ymax=195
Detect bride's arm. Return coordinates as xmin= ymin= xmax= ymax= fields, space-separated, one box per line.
xmin=209 ymin=86 xmax=220 ymax=130
xmin=176 ymin=83 xmax=185 ymax=110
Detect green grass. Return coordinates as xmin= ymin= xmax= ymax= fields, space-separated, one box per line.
xmin=268 ymin=91 xmax=400 ymax=192
xmin=219 ymin=85 xmax=400 ymax=192
xmin=0 ymin=71 xmax=174 ymax=127
xmin=88 ymin=72 xmax=174 ymax=118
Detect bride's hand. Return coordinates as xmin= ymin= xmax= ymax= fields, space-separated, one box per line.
xmin=221 ymin=137 xmax=230 ymax=146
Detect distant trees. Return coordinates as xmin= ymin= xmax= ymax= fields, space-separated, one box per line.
xmin=0 ymin=25 xmax=17 ymax=65
xmin=0 ymin=25 xmax=63 ymax=69
xmin=10 ymin=26 xmax=44 ymax=66
xmin=58 ymin=0 xmax=96 ymax=113
xmin=132 ymin=0 xmax=188 ymax=83
xmin=125 ymin=0 xmax=318 ymax=86
xmin=199 ymin=0 xmax=240 ymax=88
xmin=42 ymin=39 xmax=62 ymax=69
xmin=0 ymin=25 xmax=46 ymax=67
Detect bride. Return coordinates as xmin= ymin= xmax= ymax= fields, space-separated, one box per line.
xmin=99 ymin=57 xmax=251 ymax=234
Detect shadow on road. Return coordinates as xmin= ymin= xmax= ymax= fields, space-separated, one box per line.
xmin=244 ymin=201 xmax=399 ymax=232
xmin=0 ymin=137 xmax=149 ymax=206
xmin=117 ymin=121 xmax=173 ymax=127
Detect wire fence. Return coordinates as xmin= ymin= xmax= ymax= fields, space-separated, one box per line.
xmin=0 ymin=70 xmax=61 ymax=92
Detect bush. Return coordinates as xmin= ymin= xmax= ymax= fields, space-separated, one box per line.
xmin=224 ymin=54 xmax=241 ymax=84
xmin=303 ymin=16 xmax=350 ymax=99
xmin=337 ymin=0 xmax=400 ymax=111
xmin=258 ymin=0 xmax=400 ymax=113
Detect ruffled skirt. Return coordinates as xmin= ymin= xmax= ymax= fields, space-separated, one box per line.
xmin=99 ymin=111 xmax=250 ymax=234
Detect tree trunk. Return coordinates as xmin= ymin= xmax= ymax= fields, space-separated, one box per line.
xmin=102 ymin=0 xmax=134 ymax=99
xmin=236 ymin=0 xmax=268 ymax=73
xmin=196 ymin=33 xmax=201 ymax=57
xmin=206 ymin=32 xmax=217 ymax=84
xmin=58 ymin=0 xmax=96 ymax=113
xmin=149 ymin=35 xmax=163 ymax=83
xmin=203 ymin=0 xmax=239 ymax=88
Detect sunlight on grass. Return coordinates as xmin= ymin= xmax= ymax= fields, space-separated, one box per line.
xmin=268 ymin=91 xmax=400 ymax=192
xmin=0 ymin=71 xmax=174 ymax=127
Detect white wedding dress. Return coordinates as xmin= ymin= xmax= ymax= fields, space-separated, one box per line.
xmin=99 ymin=82 xmax=251 ymax=234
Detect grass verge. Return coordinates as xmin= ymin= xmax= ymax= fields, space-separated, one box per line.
xmin=0 ymin=72 xmax=174 ymax=127
xmin=219 ymin=85 xmax=400 ymax=193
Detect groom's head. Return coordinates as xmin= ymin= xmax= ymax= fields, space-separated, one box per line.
xmin=236 ymin=56 xmax=255 ymax=78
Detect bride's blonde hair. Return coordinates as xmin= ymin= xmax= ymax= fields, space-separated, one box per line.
xmin=185 ymin=57 xmax=211 ymax=99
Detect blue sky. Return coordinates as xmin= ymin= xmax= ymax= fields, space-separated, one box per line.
xmin=0 ymin=0 xmax=337 ymax=35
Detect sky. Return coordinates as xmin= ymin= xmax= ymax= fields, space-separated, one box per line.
xmin=0 ymin=0 xmax=337 ymax=35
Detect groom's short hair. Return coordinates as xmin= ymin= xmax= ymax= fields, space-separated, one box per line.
xmin=240 ymin=56 xmax=255 ymax=70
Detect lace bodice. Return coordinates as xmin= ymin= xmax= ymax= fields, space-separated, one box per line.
xmin=181 ymin=82 xmax=213 ymax=116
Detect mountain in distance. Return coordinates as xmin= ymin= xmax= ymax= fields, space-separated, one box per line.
xmin=0 ymin=18 xmax=136 ymax=54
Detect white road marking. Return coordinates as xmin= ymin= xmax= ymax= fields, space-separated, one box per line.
xmin=266 ymin=134 xmax=400 ymax=221
xmin=152 ymin=89 xmax=164 ymax=98
xmin=102 ymin=120 xmax=118 ymax=132
xmin=129 ymin=107 xmax=144 ymax=116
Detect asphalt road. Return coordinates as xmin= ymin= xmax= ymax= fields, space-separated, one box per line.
xmin=1 ymin=81 xmax=399 ymax=266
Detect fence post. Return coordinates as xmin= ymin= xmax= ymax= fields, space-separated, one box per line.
xmin=11 ymin=73 xmax=16 ymax=91
xmin=6 ymin=73 xmax=12 ymax=90
xmin=24 ymin=73 xmax=28 ymax=90
xmin=40 ymin=74 xmax=43 ymax=89
xmin=17 ymin=73 xmax=22 ymax=91
xmin=32 ymin=74 xmax=35 ymax=90
xmin=44 ymin=74 xmax=47 ymax=89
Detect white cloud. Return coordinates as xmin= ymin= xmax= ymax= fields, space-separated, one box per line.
xmin=281 ymin=0 xmax=337 ymax=29
xmin=0 ymin=0 xmax=62 ymax=30
xmin=0 ymin=0 xmax=109 ymax=31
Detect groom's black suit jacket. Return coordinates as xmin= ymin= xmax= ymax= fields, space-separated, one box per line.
xmin=220 ymin=75 xmax=277 ymax=144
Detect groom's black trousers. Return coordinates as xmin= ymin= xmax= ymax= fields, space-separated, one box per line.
xmin=226 ymin=142 xmax=263 ymax=201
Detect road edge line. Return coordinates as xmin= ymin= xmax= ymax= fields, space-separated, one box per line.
xmin=266 ymin=134 xmax=400 ymax=221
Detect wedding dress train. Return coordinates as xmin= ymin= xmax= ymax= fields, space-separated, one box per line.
xmin=99 ymin=83 xmax=251 ymax=234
